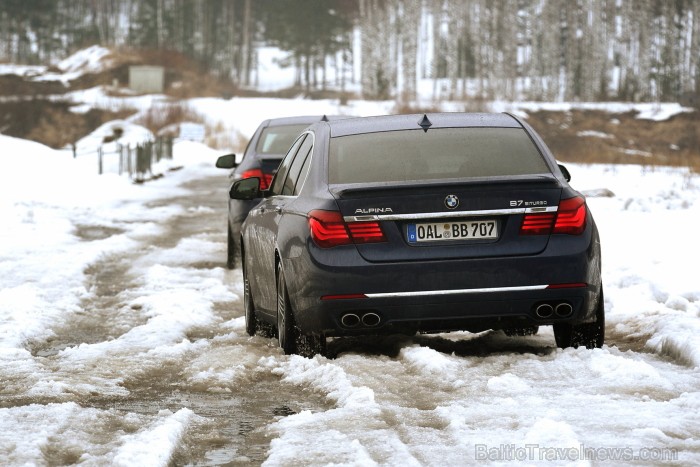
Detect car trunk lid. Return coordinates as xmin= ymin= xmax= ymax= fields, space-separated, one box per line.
xmin=330 ymin=175 xmax=563 ymax=262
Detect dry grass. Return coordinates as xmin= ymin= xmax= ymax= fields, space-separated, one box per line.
xmin=206 ymin=121 xmax=247 ymax=152
xmin=1 ymin=99 xmax=134 ymax=148
xmin=0 ymin=75 xmax=64 ymax=96
xmin=525 ymin=110 xmax=700 ymax=173
xmin=133 ymin=103 xmax=248 ymax=151
xmin=132 ymin=102 xmax=206 ymax=134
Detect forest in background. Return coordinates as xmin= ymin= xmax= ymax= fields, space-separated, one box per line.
xmin=1 ymin=0 xmax=699 ymax=104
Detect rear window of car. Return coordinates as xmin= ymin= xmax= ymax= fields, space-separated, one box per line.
xmin=328 ymin=127 xmax=550 ymax=184
xmin=256 ymin=124 xmax=310 ymax=154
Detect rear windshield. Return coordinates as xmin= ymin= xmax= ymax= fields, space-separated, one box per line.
xmin=328 ymin=127 xmax=550 ymax=184
xmin=256 ymin=124 xmax=310 ymax=154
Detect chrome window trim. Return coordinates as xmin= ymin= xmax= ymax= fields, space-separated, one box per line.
xmin=293 ymin=131 xmax=315 ymax=196
xmin=344 ymin=206 xmax=558 ymax=222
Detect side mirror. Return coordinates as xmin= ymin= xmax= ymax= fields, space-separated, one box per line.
xmin=230 ymin=177 xmax=261 ymax=200
xmin=216 ymin=153 xmax=238 ymax=169
xmin=558 ymin=163 xmax=571 ymax=182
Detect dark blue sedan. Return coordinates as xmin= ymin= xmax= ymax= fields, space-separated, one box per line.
xmin=229 ymin=113 xmax=604 ymax=357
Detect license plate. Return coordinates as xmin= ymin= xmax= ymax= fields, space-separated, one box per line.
xmin=407 ymin=219 xmax=498 ymax=243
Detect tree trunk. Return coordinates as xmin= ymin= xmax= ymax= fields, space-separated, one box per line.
xmin=399 ymin=0 xmax=420 ymax=103
xmin=242 ymin=0 xmax=252 ymax=86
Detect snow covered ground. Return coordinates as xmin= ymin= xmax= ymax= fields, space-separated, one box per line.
xmin=1 ymin=113 xmax=699 ymax=464
xmin=1 ymin=46 xmax=699 ymax=465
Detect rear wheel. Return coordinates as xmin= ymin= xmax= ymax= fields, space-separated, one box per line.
xmin=226 ymin=225 xmax=238 ymax=269
xmin=554 ymin=288 xmax=605 ymax=349
xmin=276 ymin=263 xmax=326 ymax=357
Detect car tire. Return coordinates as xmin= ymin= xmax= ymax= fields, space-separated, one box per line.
xmin=503 ymin=326 xmax=539 ymax=337
xmin=226 ymin=224 xmax=238 ymax=269
xmin=297 ymin=332 xmax=327 ymax=359
xmin=277 ymin=264 xmax=299 ymax=355
xmin=554 ymin=288 xmax=605 ymax=349
xmin=243 ymin=263 xmax=256 ymax=337
xmin=276 ymin=263 xmax=326 ymax=357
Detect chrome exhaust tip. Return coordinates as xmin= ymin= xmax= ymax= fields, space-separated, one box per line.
xmin=535 ymin=303 xmax=554 ymax=319
xmin=361 ymin=312 xmax=381 ymax=327
xmin=555 ymin=302 xmax=573 ymax=317
xmin=341 ymin=313 xmax=360 ymax=328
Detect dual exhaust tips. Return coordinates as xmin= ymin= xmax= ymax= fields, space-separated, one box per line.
xmin=341 ymin=304 xmax=571 ymax=327
xmin=341 ymin=312 xmax=381 ymax=328
xmin=535 ymin=302 xmax=573 ymax=319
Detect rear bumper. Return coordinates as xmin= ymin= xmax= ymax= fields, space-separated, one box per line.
xmin=299 ymin=286 xmax=594 ymax=336
xmin=282 ymin=227 xmax=601 ymax=336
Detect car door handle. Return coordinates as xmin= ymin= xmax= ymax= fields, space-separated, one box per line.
xmin=272 ymin=206 xmax=282 ymax=213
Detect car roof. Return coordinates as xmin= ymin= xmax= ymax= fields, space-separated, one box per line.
xmin=263 ymin=115 xmax=350 ymax=127
xmin=325 ymin=113 xmax=522 ymax=137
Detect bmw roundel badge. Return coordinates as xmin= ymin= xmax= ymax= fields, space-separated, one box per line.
xmin=444 ymin=194 xmax=459 ymax=209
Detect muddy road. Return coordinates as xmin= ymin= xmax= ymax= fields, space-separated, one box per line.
xmin=4 ymin=173 xmax=330 ymax=465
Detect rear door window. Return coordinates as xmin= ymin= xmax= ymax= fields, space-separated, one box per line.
xmin=328 ymin=127 xmax=549 ymax=184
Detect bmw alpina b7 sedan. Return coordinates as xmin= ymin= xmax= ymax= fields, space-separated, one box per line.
xmin=229 ymin=113 xmax=604 ymax=357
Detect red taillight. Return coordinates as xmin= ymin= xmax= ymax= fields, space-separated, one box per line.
xmin=308 ymin=210 xmax=386 ymax=248
xmin=520 ymin=212 xmax=556 ymax=235
xmin=347 ymin=222 xmax=386 ymax=244
xmin=553 ymin=196 xmax=587 ymax=235
xmin=309 ymin=210 xmax=350 ymax=248
xmin=520 ymin=196 xmax=587 ymax=236
xmin=240 ymin=169 xmax=273 ymax=190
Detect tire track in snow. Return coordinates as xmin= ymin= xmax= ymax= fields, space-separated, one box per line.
xmin=266 ymin=329 xmax=700 ymax=465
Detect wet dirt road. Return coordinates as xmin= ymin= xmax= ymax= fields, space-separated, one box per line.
xmin=6 ymin=173 xmax=331 ymax=465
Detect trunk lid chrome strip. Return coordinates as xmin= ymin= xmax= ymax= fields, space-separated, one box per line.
xmin=344 ymin=206 xmax=558 ymax=222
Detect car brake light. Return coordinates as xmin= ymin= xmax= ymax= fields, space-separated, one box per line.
xmin=308 ymin=210 xmax=386 ymax=248
xmin=240 ymin=169 xmax=273 ymax=190
xmin=520 ymin=212 xmax=556 ymax=235
xmin=346 ymin=222 xmax=386 ymax=243
xmin=520 ymin=196 xmax=586 ymax=235
xmin=553 ymin=196 xmax=587 ymax=235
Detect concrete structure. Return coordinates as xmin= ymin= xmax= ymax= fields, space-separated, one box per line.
xmin=129 ymin=65 xmax=164 ymax=93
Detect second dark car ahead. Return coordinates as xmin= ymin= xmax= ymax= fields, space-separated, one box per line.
xmin=230 ymin=113 xmax=604 ymax=357
xmin=216 ymin=115 xmax=345 ymax=268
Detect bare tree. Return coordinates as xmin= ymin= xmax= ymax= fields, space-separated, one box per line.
xmin=398 ymin=0 xmax=421 ymax=103
xmin=0 ymin=0 xmax=698 ymax=104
